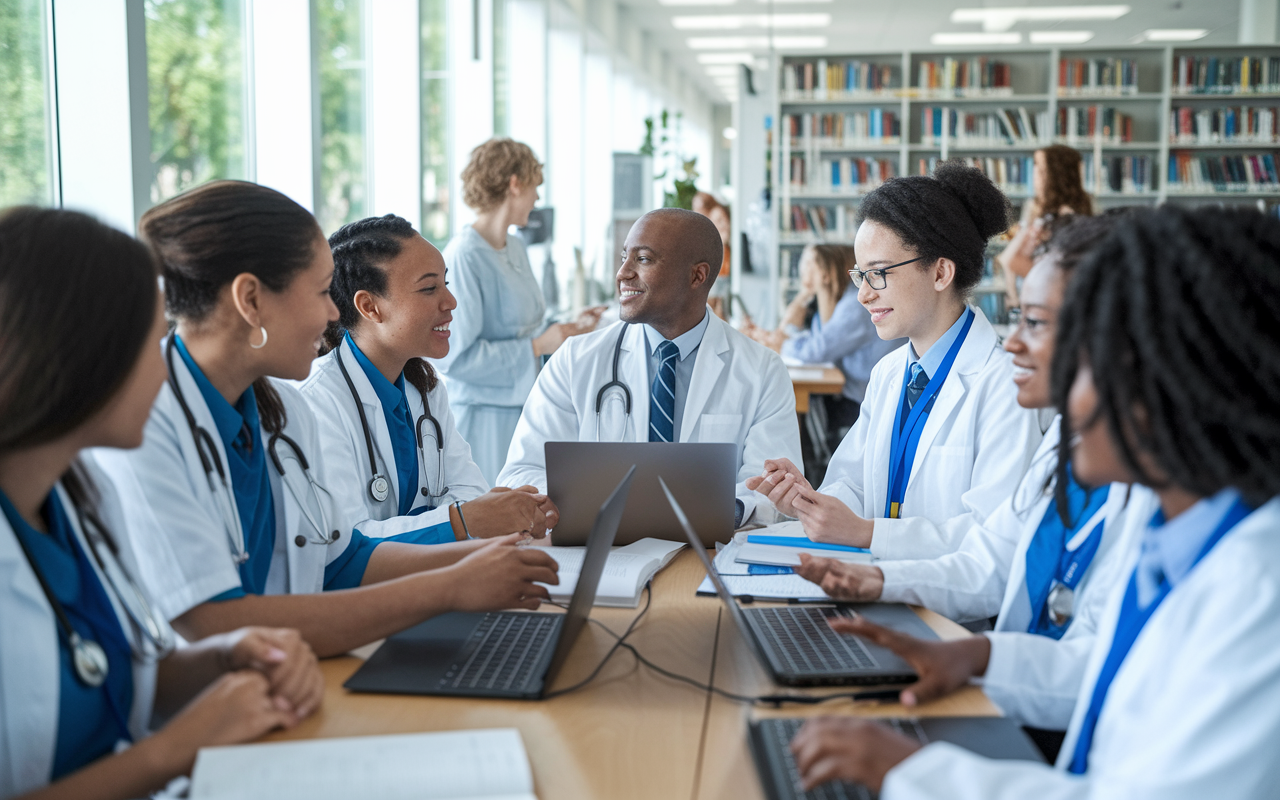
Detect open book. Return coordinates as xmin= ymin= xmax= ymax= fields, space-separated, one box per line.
xmin=539 ymin=538 xmax=685 ymax=607
xmin=190 ymin=728 xmax=536 ymax=800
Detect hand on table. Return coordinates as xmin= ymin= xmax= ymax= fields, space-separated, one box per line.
xmin=790 ymin=715 xmax=922 ymax=792
xmin=795 ymin=555 xmax=884 ymax=602
xmin=222 ymin=627 xmax=323 ymax=719
xmin=460 ymin=486 xmax=555 ymax=539
xmin=745 ymin=458 xmax=812 ymax=517
xmin=826 ymin=615 xmax=992 ymax=707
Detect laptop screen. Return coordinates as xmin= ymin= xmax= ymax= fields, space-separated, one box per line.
xmin=542 ymin=465 xmax=637 ymax=683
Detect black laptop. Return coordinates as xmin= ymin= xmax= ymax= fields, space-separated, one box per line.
xmin=660 ymin=478 xmax=939 ymax=687
xmin=344 ymin=466 xmax=636 ymax=699
xmin=749 ymin=715 xmax=1044 ymax=800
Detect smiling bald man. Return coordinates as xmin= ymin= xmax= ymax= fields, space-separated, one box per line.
xmin=497 ymin=208 xmax=802 ymax=529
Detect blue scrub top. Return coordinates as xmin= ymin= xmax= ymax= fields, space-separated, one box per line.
xmin=0 ymin=488 xmax=134 ymax=780
xmin=346 ymin=333 xmax=421 ymax=516
xmin=174 ymin=336 xmax=276 ymax=599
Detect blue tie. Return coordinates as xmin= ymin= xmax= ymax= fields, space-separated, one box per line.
xmin=905 ymin=362 xmax=929 ymax=410
xmin=649 ymin=340 xmax=679 ymax=443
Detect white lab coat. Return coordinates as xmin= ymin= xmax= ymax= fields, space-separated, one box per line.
xmin=90 ymin=350 xmax=353 ymax=623
xmin=497 ymin=313 xmax=802 ymax=524
xmin=884 ymin=496 xmax=1280 ymax=800
xmin=298 ymin=341 xmax=488 ymax=539
xmin=0 ymin=471 xmax=166 ymax=798
xmin=816 ymin=307 xmax=1043 ymax=560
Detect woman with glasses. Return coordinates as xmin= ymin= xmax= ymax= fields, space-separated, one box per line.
xmin=0 ymin=207 xmax=323 ymax=800
xmin=749 ymin=162 xmax=1043 ymax=561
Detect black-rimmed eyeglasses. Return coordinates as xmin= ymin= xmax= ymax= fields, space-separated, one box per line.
xmin=848 ymin=256 xmax=927 ymax=290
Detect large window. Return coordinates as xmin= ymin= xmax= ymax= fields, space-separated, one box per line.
xmin=316 ymin=0 xmax=367 ymax=234
xmin=145 ymin=0 xmax=248 ymax=204
xmin=0 ymin=0 xmax=53 ymax=207
xmin=421 ymin=0 xmax=448 ymax=245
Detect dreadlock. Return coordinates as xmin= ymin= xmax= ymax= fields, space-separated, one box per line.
xmin=323 ymin=214 xmax=438 ymax=396
xmin=1052 ymin=205 xmax=1280 ymax=513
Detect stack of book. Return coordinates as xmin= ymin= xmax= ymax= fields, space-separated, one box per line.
xmin=1058 ymin=57 xmax=1140 ymax=95
xmin=915 ymin=155 xmax=1034 ymax=196
xmin=916 ymin=57 xmax=1013 ymax=98
xmin=1173 ymin=55 xmax=1280 ymax=94
xmin=1167 ymin=151 xmax=1280 ymax=192
xmin=1056 ymin=106 xmax=1135 ymax=144
xmin=919 ymin=107 xmax=1050 ymax=146
xmin=1084 ymin=153 xmax=1154 ymax=194
xmin=1169 ymin=106 xmax=1280 ymax=143
xmin=782 ymin=59 xmax=899 ymax=99
xmin=785 ymin=109 xmax=901 ymax=147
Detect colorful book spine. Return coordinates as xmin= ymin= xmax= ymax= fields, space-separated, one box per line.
xmin=1167 ymin=151 xmax=1280 ymax=192
xmin=1169 ymin=106 xmax=1280 ymax=143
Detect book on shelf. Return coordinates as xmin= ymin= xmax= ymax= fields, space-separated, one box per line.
xmin=1170 ymin=105 xmax=1280 ymax=143
xmin=786 ymin=202 xmax=858 ymax=238
xmin=916 ymin=57 xmax=1012 ymax=98
xmin=916 ymin=155 xmax=1034 ymax=196
xmin=1167 ymin=150 xmax=1280 ymax=192
xmin=919 ymin=107 xmax=1050 ymax=146
xmin=785 ymin=110 xmax=901 ymax=147
xmin=1058 ymin=57 xmax=1139 ymax=96
xmin=1174 ymin=54 xmax=1280 ymax=95
xmin=1084 ymin=153 xmax=1154 ymax=194
xmin=1055 ymin=106 xmax=1134 ymax=144
xmin=190 ymin=729 xmax=538 ymax=800
xmin=782 ymin=58 xmax=898 ymax=99
xmin=789 ymin=155 xmax=897 ymax=195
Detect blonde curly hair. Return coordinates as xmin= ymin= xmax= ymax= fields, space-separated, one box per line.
xmin=461 ymin=138 xmax=544 ymax=212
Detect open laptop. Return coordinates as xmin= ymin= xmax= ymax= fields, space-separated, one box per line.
xmin=344 ymin=466 xmax=636 ymax=700
xmin=749 ymin=715 xmax=1044 ymax=800
xmin=546 ymin=441 xmax=736 ymax=546
xmin=660 ymin=478 xmax=939 ymax=687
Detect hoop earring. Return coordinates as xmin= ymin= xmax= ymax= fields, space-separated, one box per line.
xmin=250 ymin=326 xmax=269 ymax=349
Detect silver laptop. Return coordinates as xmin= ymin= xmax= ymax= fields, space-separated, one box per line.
xmin=660 ymin=477 xmax=940 ymax=687
xmin=546 ymin=441 xmax=736 ymax=546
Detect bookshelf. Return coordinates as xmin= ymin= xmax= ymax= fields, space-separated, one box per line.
xmin=766 ymin=44 xmax=1280 ymax=324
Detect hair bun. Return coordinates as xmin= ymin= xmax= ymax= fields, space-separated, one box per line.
xmin=932 ymin=161 xmax=1011 ymax=240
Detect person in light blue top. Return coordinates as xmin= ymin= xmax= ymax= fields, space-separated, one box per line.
xmin=302 ymin=214 xmax=559 ymax=546
xmin=438 ymin=138 xmax=602 ymax=484
xmin=0 ymin=206 xmax=323 ymax=800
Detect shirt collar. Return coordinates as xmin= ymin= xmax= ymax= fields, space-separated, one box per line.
xmin=1144 ymin=488 xmax=1243 ymax=589
xmin=173 ymin=334 xmax=260 ymax=450
xmin=345 ymin=332 xmax=409 ymax=415
xmin=909 ymin=306 xmax=971 ymax=379
xmin=643 ymin=306 xmax=711 ymax=361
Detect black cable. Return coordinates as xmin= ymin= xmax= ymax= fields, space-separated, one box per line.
xmin=542 ymin=583 xmax=654 ymax=699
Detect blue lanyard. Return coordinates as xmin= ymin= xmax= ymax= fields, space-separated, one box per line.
xmin=883 ymin=309 xmax=975 ymax=519
xmin=1067 ymin=494 xmax=1253 ymax=774
xmin=1024 ymin=482 xmax=1110 ymax=638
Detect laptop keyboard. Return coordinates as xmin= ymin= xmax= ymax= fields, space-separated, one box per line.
xmin=750 ymin=607 xmax=878 ymax=674
xmin=759 ymin=717 xmax=928 ymax=800
xmin=440 ymin=612 xmax=561 ymax=693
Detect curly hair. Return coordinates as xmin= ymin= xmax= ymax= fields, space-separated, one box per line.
xmin=1051 ymin=206 xmax=1280 ymax=512
xmin=856 ymin=161 xmax=1011 ymax=296
xmin=322 ymin=214 xmax=438 ymax=394
xmin=1037 ymin=144 xmax=1093 ymax=217
xmin=460 ymin=138 xmax=543 ymax=212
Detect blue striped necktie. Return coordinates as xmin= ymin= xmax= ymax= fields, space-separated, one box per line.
xmin=649 ymin=340 xmax=679 ymax=443
xmin=905 ymin=362 xmax=929 ymax=410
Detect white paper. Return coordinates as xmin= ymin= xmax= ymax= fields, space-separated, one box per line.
xmin=190 ymin=729 xmax=535 ymax=800
xmin=538 ymin=539 xmax=685 ymax=607
xmin=788 ymin=367 xmax=827 ymax=381
xmin=734 ymin=542 xmax=874 ymax=568
xmin=782 ymin=355 xmax=837 ymax=369
xmin=697 ymin=572 xmax=830 ymax=601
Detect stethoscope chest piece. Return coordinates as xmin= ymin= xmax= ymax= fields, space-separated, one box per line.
xmin=369 ymin=475 xmax=390 ymax=504
xmin=70 ymin=631 xmax=109 ymax=687
xmin=1047 ymin=583 xmax=1075 ymax=627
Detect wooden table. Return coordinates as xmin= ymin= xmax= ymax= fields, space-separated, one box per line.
xmin=267 ymin=550 xmax=994 ymax=800
xmin=790 ymin=366 xmax=846 ymax=413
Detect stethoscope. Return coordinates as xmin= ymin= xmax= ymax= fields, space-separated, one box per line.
xmin=335 ymin=344 xmax=449 ymax=506
xmin=11 ymin=499 xmax=175 ymax=688
xmin=165 ymin=337 xmax=337 ymax=564
xmin=594 ymin=323 xmax=633 ymax=441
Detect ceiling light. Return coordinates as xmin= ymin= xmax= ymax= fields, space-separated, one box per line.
xmin=754 ymin=0 xmax=832 ymax=3
xmin=672 ymin=13 xmax=830 ymax=29
xmin=657 ymin=0 xmax=736 ymax=6
xmin=931 ymin=32 xmax=1023 ymax=45
xmin=951 ymin=5 xmax=1129 ymax=32
xmin=704 ymin=65 xmax=740 ymax=76
xmin=723 ymin=127 xmax=738 ymax=139
xmin=698 ymin=52 xmax=756 ymax=64
xmin=1030 ymin=30 xmax=1095 ymax=43
xmin=1138 ymin=28 xmax=1208 ymax=40
xmin=687 ymin=35 xmax=826 ymax=49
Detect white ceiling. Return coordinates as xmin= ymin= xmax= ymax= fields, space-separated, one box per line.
xmin=618 ymin=0 xmax=1244 ymax=102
